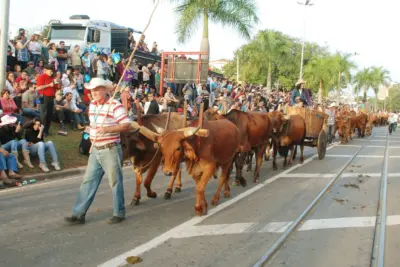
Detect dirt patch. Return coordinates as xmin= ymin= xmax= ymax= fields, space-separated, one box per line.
xmin=351 ymin=164 xmax=363 ymax=168
xmin=333 ymin=198 xmax=349 ymax=204
xmin=344 ymin=183 xmax=360 ymax=189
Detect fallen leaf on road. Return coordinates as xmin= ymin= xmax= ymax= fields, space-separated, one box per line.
xmin=333 ymin=198 xmax=348 ymax=204
xmin=125 ymin=256 xmax=143 ymax=265
xmin=344 ymin=183 xmax=360 ymax=189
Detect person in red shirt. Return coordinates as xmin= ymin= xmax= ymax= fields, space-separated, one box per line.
xmin=36 ymin=65 xmax=60 ymax=136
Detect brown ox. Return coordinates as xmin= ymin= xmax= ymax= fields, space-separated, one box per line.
xmin=140 ymin=119 xmax=240 ymax=216
xmin=365 ymin=113 xmax=378 ymax=136
xmin=206 ymin=109 xmax=272 ymax=185
xmin=120 ymin=113 xmax=185 ymax=205
xmin=272 ymin=113 xmax=306 ymax=167
xmin=353 ymin=113 xmax=368 ymax=138
xmin=335 ymin=116 xmax=351 ymax=144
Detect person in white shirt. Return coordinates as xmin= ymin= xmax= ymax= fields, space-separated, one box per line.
xmin=388 ymin=112 xmax=398 ymax=134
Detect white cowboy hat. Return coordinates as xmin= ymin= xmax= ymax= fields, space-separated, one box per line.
xmin=84 ymin=77 xmax=113 ymax=90
xmin=295 ymin=78 xmax=306 ymax=86
xmin=329 ymin=102 xmax=337 ymax=108
xmin=0 ymin=115 xmax=17 ymax=127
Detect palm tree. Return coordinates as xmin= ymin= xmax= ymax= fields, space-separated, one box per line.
xmin=171 ymin=0 xmax=259 ymax=61
xmin=370 ymin=66 xmax=391 ymax=111
xmin=304 ymin=56 xmax=335 ymax=103
xmin=353 ymin=67 xmax=374 ymax=106
xmin=332 ymin=52 xmax=357 ymax=104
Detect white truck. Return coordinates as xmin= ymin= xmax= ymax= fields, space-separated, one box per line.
xmin=47 ymin=15 xmax=160 ymax=65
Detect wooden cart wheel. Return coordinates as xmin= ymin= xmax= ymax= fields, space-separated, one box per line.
xmin=317 ymin=129 xmax=327 ymax=160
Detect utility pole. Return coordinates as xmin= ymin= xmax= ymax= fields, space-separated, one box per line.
xmin=0 ymin=0 xmax=10 ymax=89
xmin=297 ymin=0 xmax=314 ymax=79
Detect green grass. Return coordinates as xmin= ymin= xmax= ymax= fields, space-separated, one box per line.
xmin=18 ymin=124 xmax=88 ymax=175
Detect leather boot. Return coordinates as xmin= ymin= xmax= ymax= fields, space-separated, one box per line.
xmin=0 ymin=174 xmax=13 ymax=185
xmin=22 ymin=150 xmax=34 ymax=168
xmin=11 ymin=151 xmax=23 ymax=169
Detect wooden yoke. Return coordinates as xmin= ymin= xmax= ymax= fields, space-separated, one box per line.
xmin=197 ymin=102 xmax=204 ymax=149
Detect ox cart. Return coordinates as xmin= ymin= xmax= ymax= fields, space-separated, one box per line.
xmin=286 ymin=106 xmax=329 ymax=160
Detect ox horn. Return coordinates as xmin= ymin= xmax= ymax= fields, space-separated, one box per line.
xmin=178 ymin=126 xmax=209 ymax=138
xmin=151 ymin=123 xmax=166 ymax=134
xmin=131 ymin=121 xmax=159 ymax=142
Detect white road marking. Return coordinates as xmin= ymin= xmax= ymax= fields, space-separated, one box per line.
xmin=98 ymin=144 xmax=338 ymax=267
xmin=325 ymin=155 xmax=352 ymax=158
xmin=173 ymin=216 xmax=400 ymax=239
xmin=280 ymin=173 xmax=335 ymax=178
xmin=341 ymin=173 xmax=381 ymax=178
xmin=357 ymin=155 xmax=384 ymax=158
xmin=337 ymin=145 xmax=361 ymax=147
xmin=389 ymin=156 xmax=400 ymax=158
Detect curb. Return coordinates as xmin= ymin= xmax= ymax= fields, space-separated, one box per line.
xmin=25 ymin=163 xmax=133 ymax=182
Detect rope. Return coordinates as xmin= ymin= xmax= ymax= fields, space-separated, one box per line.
xmin=89 ymin=0 xmax=160 ymax=153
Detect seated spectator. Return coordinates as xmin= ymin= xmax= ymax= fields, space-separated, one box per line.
xmin=14 ymin=64 xmax=22 ymax=79
xmin=64 ymin=92 xmax=87 ymax=129
xmin=163 ymin=87 xmax=180 ymax=111
xmin=54 ymin=91 xmax=70 ymax=135
xmin=22 ymin=83 xmax=40 ymax=118
xmin=0 ymin=89 xmax=24 ymax=124
xmin=151 ymin=42 xmax=158 ymax=54
xmin=35 ymin=60 xmax=44 ymax=75
xmin=144 ymin=93 xmax=160 ymax=115
xmin=0 ymin=147 xmax=23 ymax=186
xmin=0 ymin=115 xmax=30 ymax=168
xmin=24 ymin=117 xmax=61 ymax=172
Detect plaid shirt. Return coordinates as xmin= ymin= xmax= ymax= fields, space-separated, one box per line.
xmin=17 ymin=38 xmax=29 ymax=62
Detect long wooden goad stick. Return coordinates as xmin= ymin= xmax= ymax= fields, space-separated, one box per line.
xmin=89 ymin=0 xmax=160 ymax=153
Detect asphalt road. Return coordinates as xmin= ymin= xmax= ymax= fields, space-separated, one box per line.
xmin=1 ymin=127 xmax=399 ymax=267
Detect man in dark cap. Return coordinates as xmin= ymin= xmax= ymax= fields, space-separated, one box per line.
xmin=36 ymin=65 xmax=61 ymax=137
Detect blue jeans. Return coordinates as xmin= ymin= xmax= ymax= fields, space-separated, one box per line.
xmin=0 ymin=153 xmax=17 ymax=172
xmin=22 ymin=108 xmax=41 ymax=118
xmin=72 ymin=144 xmax=125 ymax=218
xmin=58 ymin=61 xmax=66 ymax=73
xmin=31 ymin=54 xmax=41 ymax=66
xmin=11 ymin=113 xmax=24 ymax=124
xmin=26 ymin=141 xmax=58 ymax=164
xmin=1 ymin=139 xmax=28 ymax=152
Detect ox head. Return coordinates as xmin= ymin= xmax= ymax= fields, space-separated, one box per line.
xmin=268 ymin=111 xmax=286 ymax=135
xmin=335 ymin=116 xmax=349 ymax=137
xmin=139 ymin=124 xmax=209 ymax=176
xmin=120 ymin=128 xmax=145 ymax=160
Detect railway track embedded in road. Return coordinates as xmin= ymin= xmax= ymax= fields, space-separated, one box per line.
xmin=253 ymin=130 xmax=390 ymax=267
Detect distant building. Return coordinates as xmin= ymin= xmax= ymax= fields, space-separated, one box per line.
xmin=378 ymin=86 xmax=389 ymax=100
xmin=209 ymin=59 xmax=230 ymax=70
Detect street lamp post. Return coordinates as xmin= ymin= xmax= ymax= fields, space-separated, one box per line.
xmin=298 ymin=0 xmax=314 ymax=79
xmin=0 ymin=0 xmax=11 ymax=88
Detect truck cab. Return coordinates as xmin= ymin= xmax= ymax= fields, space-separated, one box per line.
xmin=48 ymin=15 xmax=161 ymax=65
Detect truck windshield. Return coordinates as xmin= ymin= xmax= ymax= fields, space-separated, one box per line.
xmin=49 ymin=26 xmax=86 ymax=40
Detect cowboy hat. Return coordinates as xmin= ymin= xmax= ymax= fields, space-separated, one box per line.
xmin=329 ymin=103 xmax=337 ymax=108
xmin=84 ymin=77 xmax=113 ymax=90
xmin=0 ymin=115 xmax=17 ymax=127
xmin=295 ymin=78 xmax=306 ymax=86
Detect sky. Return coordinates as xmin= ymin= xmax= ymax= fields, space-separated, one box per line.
xmin=6 ymin=0 xmax=400 ymax=90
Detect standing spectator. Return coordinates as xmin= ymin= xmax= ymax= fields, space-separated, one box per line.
xmin=7 ymin=46 xmax=17 ymax=71
xmin=142 ymin=64 xmax=150 ymax=84
xmin=73 ymin=67 xmax=84 ymax=94
xmin=182 ymin=82 xmax=193 ymax=105
xmin=56 ymin=41 xmax=68 ymax=73
xmin=36 ymin=65 xmax=60 ymax=137
xmin=41 ymin=38 xmax=49 ymax=64
xmin=48 ymin=43 xmax=58 ymax=70
xmin=28 ymin=33 xmax=42 ymax=66
xmin=69 ymin=45 xmax=82 ymax=72
xmin=15 ymin=29 xmax=29 ymax=70
xmin=24 ymin=118 xmax=61 ymax=172
xmin=96 ymin=54 xmax=108 ymax=79
xmin=81 ymin=50 xmax=91 ymax=75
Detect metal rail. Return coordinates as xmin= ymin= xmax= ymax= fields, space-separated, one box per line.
xmin=253 ymin=145 xmax=364 ymax=267
xmin=370 ymin=134 xmax=389 ymax=267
